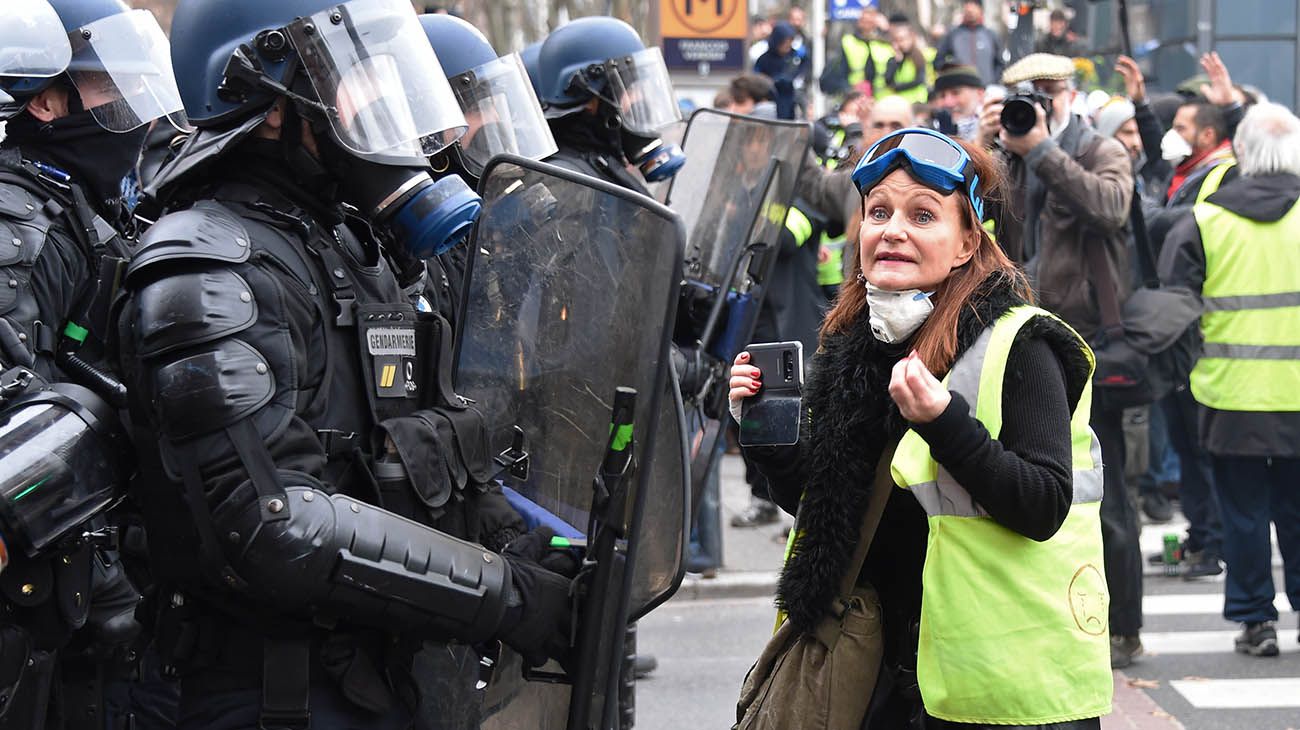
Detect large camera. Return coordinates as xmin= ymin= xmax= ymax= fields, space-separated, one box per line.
xmin=1000 ymin=86 xmax=1053 ymax=137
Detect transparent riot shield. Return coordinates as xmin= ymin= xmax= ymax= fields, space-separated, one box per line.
xmin=662 ymin=109 xmax=812 ymax=510
xmin=456 ymin=156 xmax=687 ymax=730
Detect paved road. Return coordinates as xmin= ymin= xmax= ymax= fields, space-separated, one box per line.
xmin=635 ymin=456 xmax=1300 ymax=730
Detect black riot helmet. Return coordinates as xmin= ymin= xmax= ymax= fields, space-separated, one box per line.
xmin=537 ymin=17 xmax=686 ymax=182
xmin=419 ymin=14 xmax=556 ymax=179
xmin=159 ymin=0 xmax=482 ymax=256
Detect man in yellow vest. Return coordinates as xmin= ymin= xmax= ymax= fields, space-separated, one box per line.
xmin=1161 ymin=102 xmax=1300 ymax=657
xmin=819 ymin=6 xmax=893 ymax=97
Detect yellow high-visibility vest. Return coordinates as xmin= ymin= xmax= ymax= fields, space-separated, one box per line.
xmin=841 ymin=34 xmax=892 ymax=88
xmin=890 ymin=306 xmax=1112 ymax=724
xmin=1190 ymin=175 xmax=1300 ymax=412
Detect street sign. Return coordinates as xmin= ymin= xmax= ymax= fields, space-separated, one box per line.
xmin=828 ymin=0 xmax=878 ymax=22
xmin=661 ymin=0 xmax=747 ymax=73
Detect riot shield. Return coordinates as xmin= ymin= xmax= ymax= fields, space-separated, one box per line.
xmin=662 ymin=109 xmax=812 ymax=510
xmin=456 ymin=156 xmax=687 ymax=730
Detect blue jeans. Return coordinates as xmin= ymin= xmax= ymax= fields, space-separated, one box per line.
xmin=1211 ymin=455 xmax=1300 ymax=623
xmin=1139 ymin=401 xmax=1180 ymax=496
xmin=689 ymin=444 xmax=724 ymax=569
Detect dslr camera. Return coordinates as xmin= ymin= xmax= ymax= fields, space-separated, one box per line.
xmin=1000 ymin=83 xmax=1053 ymax=136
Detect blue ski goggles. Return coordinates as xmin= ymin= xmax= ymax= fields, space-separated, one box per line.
xmin=851 ymin=128 xmax=984 ymax=221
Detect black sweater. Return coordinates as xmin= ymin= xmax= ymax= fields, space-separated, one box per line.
xmin=749 ymin=333 xmax=1074 ymax=539
xmin=747 ymin=333 xmax=1074 ymax=655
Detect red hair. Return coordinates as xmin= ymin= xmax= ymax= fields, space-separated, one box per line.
xmin=820 ymin=139 xmax=1032 ymax=375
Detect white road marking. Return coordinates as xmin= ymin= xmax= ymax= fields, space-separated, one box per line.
xmin=1169 ymin=678 xmax=1300 ymax=709
xmin=1143 ymin=592 xmax=1289 ymax=616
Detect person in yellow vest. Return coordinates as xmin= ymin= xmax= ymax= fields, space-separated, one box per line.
xmin=884 ymin=14 xmax=933 ymax=105
xmin=820 ymin=6 xmax=894 ymax=97
xmin=1161 ymin=102 xmax=1300 ymax=657
xmin=730 ymin=129 xmax=1111 ymax=728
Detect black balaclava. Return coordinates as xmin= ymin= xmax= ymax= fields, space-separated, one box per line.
xmin=2 ymin=81 xmax=149 ymax=213
xmin=550 ymin=102 xmax=624 ymax=160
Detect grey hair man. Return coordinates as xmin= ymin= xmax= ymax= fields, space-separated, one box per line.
xmin=1160 ymin=102 xmax=1300 ymax=659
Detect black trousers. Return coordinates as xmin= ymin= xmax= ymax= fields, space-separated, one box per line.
xmin=1093 ymin=403 xmax=1144 ymax=636
xmin=1162 ymin=388 xmax=1222 ymax=556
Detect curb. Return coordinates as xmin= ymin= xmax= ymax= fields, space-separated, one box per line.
xmin=675 ymin=570 xmax=780 ymax=600
xmin=1102 ymin=672 xmax=1185 ymax=730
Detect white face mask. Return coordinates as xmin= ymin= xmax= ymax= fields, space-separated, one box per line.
xmin=1161 ymin=128 xmax=1193 ymax=163
xmin=865 ymin=282 xmax=934 ymax=343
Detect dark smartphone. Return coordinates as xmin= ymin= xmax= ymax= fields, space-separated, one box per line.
xmin=739 ymin=341 xmax=804 ymax=447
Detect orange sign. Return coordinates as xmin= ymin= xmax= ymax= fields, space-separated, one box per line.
xmin=660 ymin=0 xmax=747 ymax=40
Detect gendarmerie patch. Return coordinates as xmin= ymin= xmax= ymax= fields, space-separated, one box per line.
xmin=361 ymin=315 xmax=418 ymax=400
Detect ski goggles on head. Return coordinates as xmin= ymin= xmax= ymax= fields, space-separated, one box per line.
xmin=851 ymin=127 xmax=983 ymax=220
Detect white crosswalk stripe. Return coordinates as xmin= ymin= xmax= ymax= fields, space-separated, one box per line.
xmin=1130 ymin=511 xmax=1297 ymax=715
xmin=1143 ymin=591 xmax=1288 ymax=615
xmin=1168 ymin=678 xmax=1300 ymax=709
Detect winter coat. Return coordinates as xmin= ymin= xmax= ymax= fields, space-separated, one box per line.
xmin=992 ymin=116 xmax=1134 ymax=341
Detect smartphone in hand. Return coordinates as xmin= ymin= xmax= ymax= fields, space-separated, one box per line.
xmin=739 ymin=341 xmax=804 ymax=447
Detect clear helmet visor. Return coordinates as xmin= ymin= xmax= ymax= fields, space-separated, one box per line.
xmin=66 ymin=10 xmax=186 ymax=133
xmin=0 ymin=0 xmax=72 ymax=78
xmin=604 ymin=47 xmax=681 ymax=135
xmin=447 ymin=53 xmax=557 ymax=175
xmin=288 ymin=0 xmax=467 ymax=162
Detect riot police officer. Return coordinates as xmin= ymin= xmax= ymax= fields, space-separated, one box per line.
xmin=0 ymin=1 xmax=185 ymax=727
xmin=418 ymin=12 xmax=557 ymax=329
xmin=115 ymin=1 xmax=576 ymax=728
xmin=536 ymin=16 xmax=686 ymax=194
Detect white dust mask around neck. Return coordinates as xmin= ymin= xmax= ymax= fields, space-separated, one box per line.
xmin=865 ymin=281 xmax=934 ymax=343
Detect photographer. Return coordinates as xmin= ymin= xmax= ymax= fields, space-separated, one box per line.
xmin=980 ymin=53 xmax=1143 ymax=669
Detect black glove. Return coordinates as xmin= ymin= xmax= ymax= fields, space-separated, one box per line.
xmin=499 ymin=526 xmax=575 ymax=670
xmin=475 ymin=486 xmax=526 ymax=553
xmin=504 ymin=524 xmax=581 ymax=578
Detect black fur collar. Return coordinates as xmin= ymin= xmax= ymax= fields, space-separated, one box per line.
xmin=775 ymin=272 xmax=1034 ymax=633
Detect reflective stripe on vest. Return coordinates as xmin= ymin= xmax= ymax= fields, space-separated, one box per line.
xmin=785 ymin=206 xmax=814 ymax=247
xmin=890 ymin=306 xmax=1112 ymax=725
xmin=1195 ymin=160 xmax=1236 ymax=205
xmin=1190 ymin=193 xmax=1300 ymax=411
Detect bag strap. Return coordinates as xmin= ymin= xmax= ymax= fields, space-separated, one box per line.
xmin=813 ymin=442 xmax=896 ymax=649
xmin=1129 ymin=186 xmax=1160 ymax=289
xmin=837 ymin=442 xmax=897 ymax=601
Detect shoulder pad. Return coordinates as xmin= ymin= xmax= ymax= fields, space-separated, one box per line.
xmin=153 ymin=338 xmax=275 ymax=440
xmin=127 ymin=202 xmax=251 ymax=282
xmin=0 ymin=218 xmax=42 ymax=269
xmin=0 ymin=181 xmax=39 ymax=222
xmin=133 ymin=268 xmax=258 ymax=358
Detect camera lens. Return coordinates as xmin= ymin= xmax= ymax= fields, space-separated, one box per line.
xmin=783 ymin=352 xmax=795 ymax=381
xmin=1000 ymin=96 xmax=1037 ymax=137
